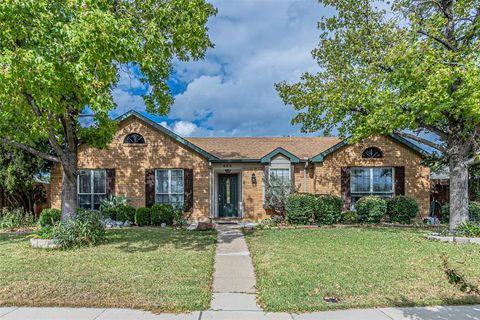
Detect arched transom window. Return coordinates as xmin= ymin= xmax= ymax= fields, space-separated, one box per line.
xmin=124 ymin=133 xmax=145 ymax=144
xmin=362 ymin=147 xmax=382 ymax=159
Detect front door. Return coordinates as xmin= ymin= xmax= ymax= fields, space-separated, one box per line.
xmin=218 ymin=174 xmax=239 ymax=218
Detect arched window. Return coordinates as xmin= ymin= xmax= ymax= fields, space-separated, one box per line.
xmin=124 ymin=133 xmax=145 ymax=144
xmin=362 ymin=147 xmax=382 ymax=159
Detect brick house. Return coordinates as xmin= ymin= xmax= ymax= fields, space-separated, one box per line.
xmin=50 ymin=110 xmax=430 ymax=221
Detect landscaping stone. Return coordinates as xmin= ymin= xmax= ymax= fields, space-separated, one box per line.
xmin=160 ymin=223 xmax=167 ymax=228
xmin=30 ymin=238 xmax=59 ymax=249
xmin=186 ymin=222 xmax=198 ymax=231
xmin=426 ymin=234 xmax=480 ymax=244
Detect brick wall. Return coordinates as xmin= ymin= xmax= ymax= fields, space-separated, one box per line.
xmin=50 ymin=117 xmax=210 ymax=221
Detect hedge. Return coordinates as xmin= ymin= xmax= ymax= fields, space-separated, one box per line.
xmin=387 ymin=196 xmax=419 ymax=224
xmin=314 ymin=194 xmax=342 ymax=225
xmin=117 ymin=205 xmax=136 ymax=222
xmin=441 ymin=202 xmax=480 ymax=223
xmin=151 ymin=204 xmax=175 ymax=225
xmin=38 ymin=208 xmax=61 ymax=227
xmin=135 ymin=207 xmax=151 ymax=226
xmin=285 ymin=194 xmax=316 ymax=225
xmin=356 ymin=196 xmax=387 ymax=223
xmin=340 ymin=210 xmax=358 ymax=224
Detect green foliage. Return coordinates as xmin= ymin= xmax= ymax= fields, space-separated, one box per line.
xmin=101 ymin=207 xmax=117 ymax=220
xmin=442 ymin=255 xmax=480 ymax=295
xmin=469 ymin=202 xmax=480 ymax=222
xmin=356 ymin=196 xmax=387 ymax=223
xmin=263 ymin=174 xmax=296 ymax=217
xmin=340 ymin=210 xmax=358 ymax=224
xmin=151 ymin=204 xmax=175 ymax=226
xmin=135 ymin=208 xmax=151 ymax=226
xmin=173 ymin=207 xmax=188 ymax=228
xmin=100 ymin=195 xmax=131 ymax=211
xmin=387 ymin=196 xmax=420 ymax=224
xmin=314 ymin=194 xmax=342 ymax=225
xmin=52 ymin=210 xmax=105 ymax=249
xmin=441 ymin=204 xmax=450 ymax=224
xmin=38 ymin=208 xmax=61 ymax=227
xmin=455 ymin=223 xmax=480 ymax=238
xmin=34 ymin=226 xmax=54 ymax=239
xmin=285 ymin=194 xmax=316 ymax=225
xmin=116 ymin=205 xmax=136 ymax=222
xmin=0 ymin=207 xmax=35 ymax=230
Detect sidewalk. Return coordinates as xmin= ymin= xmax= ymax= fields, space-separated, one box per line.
xmin=1 ymin=305 xmax=480 ymax=320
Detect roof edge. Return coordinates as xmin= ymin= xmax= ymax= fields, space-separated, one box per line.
xmin=116 ymin=110 xmax=219 ymax=161
xmin=260 ymin=147 xmax=301 ymax=164
xmin=311 ymin=134 xmax=428 ymax=163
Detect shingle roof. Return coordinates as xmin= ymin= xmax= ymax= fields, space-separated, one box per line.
xmin=186 ymin=137 xmax=342 ymax=160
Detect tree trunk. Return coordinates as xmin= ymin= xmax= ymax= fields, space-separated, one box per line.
xmin=60 ymin=151 xmax=78 ymax=221
xmin=449 ymin=154 xmax=470 ymax=232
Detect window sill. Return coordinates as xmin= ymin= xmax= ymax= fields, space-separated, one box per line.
xmin=123 ymin=144 xmax=148 ymax=147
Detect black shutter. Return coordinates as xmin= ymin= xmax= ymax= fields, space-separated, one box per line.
xmin=395 ymin=166 xmax=405 ymax=196
xmin=341 ymin=167 xmax=351 ymax=210
xmin=184 ymin=168 xmax=193 ymax=212
xmin=106 ymin=169 xmax=116 ymax=197
xmin=145 ymin=169 xmax=155 ymax=208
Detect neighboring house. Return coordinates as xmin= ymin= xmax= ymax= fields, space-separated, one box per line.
xmin=50 ymin=110 xmax=431 ymax=221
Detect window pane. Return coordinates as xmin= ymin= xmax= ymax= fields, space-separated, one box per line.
xmin=156 ymin=170 xmax=169 ymax=194
xmin=93 ymin=195 xmax=106 ymax=211
xmin=373 ymin=168 xmax=393 ymax=192
xmin=170 ymin=194 xmax=184 ymax=206
xmin=171 ymin=170 xmax=184 ymax=193
xmin=270 ymin=168 xmax=290 ymax=185
xmin=156 ymin=194 xmax=169 ymax=204
xmin=351 ymin=168 xmax=371 ymax=192
xmin=93 ymin=170 xmax=106 ymax=194
xmin=78 ymin=171 xmax=92 ymax=194
xmin=79 ymin=195 xmax=92 ymax=210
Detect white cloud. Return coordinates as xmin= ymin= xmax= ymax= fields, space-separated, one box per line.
xmin=112 ymin=0 xmax=332 ymax=137
xmin=160 ymin=120 xmax=206 ymax=137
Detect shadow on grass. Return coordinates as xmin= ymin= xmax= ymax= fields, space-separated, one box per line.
xmin=385 ymin=296 xmax=480 ymax=320
xmin=107 ymin=227 xmax=217 ymax=253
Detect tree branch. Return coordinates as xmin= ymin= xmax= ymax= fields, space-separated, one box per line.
xmin=0 ymin=138 xmax=59 ymax=162
xmin=417 ymin=30 xmax=454 ymax=50
xmin=395 ymin=131 xmax=447 ymax=153
xmin=467 ymin=156 xmax=480 ymax=167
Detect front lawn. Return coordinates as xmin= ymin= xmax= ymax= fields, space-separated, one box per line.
xmin=0 ymin=227 xmax=216 ymax=313
xmin=244 ymin=227 xmax=480 ymax=312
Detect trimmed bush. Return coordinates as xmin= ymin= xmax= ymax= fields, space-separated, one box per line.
xmin=356 ymin=196 xmax=387 ymax=223
xmin=151 ymin=204 xmax=175 ymax=226
xmin=387 ymin=196 xmax=419 ymax=224
xmin=285 ymin=193 xmax=316 ymax=225
xmin=469 ymin=201 xmax=480 ymax=222
xmin=101 ymin=207 xmax=117 ymax=220
xmin=39 ymin=208 xmax=61 ymax=227
xmin=314 ymin=194 xmax=342 ymax=225
xmin=117 ymin=205 xmax=136 ymax=222
xmin=340 ymin=210 xmax=358 ymax=224
xmin=135 ymin=207 xmax=151 ymax=226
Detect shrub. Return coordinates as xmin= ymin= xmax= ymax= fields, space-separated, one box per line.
xmin=101 ymin=207 xmax=117 ymax=220
xmin=0 ymin=207 xmax=35 ymax=230
xmin=387 ymin=196 xmax=419 ymax=224
xmin=34 ymin=226 xmax=54 ymax=239
xmin=285 ymin=193 xmax=316 ymax=225
xmin=100 ymin=195 xmax=131 ymax=210
xmin=314 ymin=194 xmax=342 ymax=225
xmin=38 ymin=208 xmax=61 ymax=227
xmin=469 ymin=201 xmax=480 ymax=222
xmin=116 ymin=205 xmax=136 ymax=222
xmin=135 ymin=207 xmax=151 ymax=226
xmin=441 ymin=202 xmax=480 ymax=224
xmin=151 ymin=204 xmax=175 ymax=225
xmin=263 ymin=174 xmax=296 ymax=217
xmin=455 ymin=222 xmax=480 ymax=237
xmin=340 ymin=210 xmax=358 ymax=224
xmin=52 ymin=210 xmax=105 ymax=249
xmin=356 ymin=196 xmax=387 ymax=223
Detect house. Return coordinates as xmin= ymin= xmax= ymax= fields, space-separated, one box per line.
xmin=50 ymin=110 xmax=431 ymax=221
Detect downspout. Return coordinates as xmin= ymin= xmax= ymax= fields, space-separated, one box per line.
xmin=208 ymin=161 xmax=213 ymax=221
xmin=304 ymin=158 xmax=309 ymax=193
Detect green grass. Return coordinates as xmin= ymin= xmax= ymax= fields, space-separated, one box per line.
xmin=244 ymin=227 xmax=480 ymax=312
xmin=0 ymin=227 xmax=216 ymax=313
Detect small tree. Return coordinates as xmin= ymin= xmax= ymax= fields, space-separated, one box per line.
xmin=276 ymin=0 xmax=480 ymax=232
xmin=0 ymin=0 xmax=216 ymax=221
xmin=263 ymin=174 xmax=296 ymax=217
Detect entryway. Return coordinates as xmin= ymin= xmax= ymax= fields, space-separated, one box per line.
xmin=217 ymin=173 xmax=239 ymax=218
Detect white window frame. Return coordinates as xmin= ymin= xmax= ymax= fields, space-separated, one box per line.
xmin=155 ymin=169 xmax=184 ymax=205
xmin=268 ymin=167 xmax=291 ymax=185
xmin=77 ymin=169 xmax=107 ymax=211
xmin=351 ymin=167 xmax=394 ymax=194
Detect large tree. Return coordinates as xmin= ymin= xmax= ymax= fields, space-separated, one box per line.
xmin=0 ymin=0 xmax=216 ymax=220
xmin=276 ymin=0 xmax=480 ymax=231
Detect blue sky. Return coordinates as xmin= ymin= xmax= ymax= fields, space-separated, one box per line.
xmin=111 ymin=0 xmax=334 ymax=137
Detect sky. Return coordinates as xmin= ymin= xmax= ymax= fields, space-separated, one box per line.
xmin=111 ymin=0 xmax=333 ymax=137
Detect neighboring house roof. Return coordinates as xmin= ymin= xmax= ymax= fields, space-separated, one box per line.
xmin=117 ymin=110 xmax=219 ymax=161
xmin=186 ymin=137 xmax=341 ymax=160
xmin=311 ymin=133 xmax=428 ymax=163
